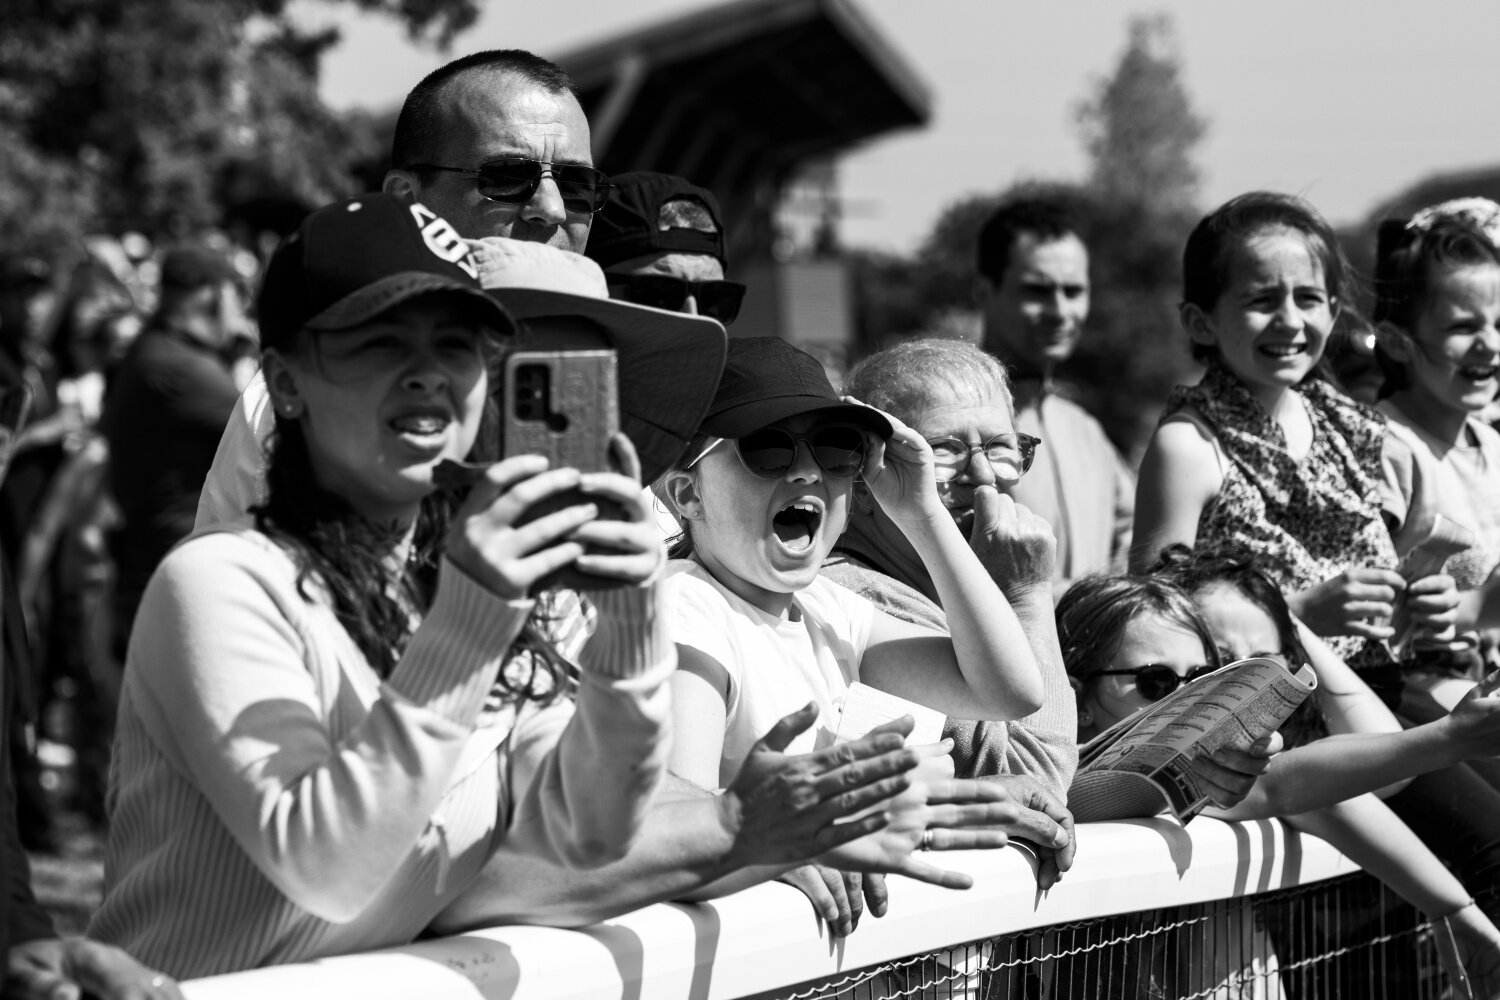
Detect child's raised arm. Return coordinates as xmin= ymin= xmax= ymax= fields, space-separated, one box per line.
xmin=856 ymin=413 xmax=1044 ymax=718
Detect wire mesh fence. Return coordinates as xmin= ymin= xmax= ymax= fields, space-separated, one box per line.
xmin=751 ymin=872 xmax=1449 ymax=1000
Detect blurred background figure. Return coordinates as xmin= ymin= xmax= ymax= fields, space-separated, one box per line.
xmin=976 ymin=198 xmax=1134 ymax=589
xmin=585 ymin=171 xmax=746 ymax=327
xmin=10 ymin=244 xmax=146 ymax=839
xmin=101 ymin=244 xmax=249 ymax=655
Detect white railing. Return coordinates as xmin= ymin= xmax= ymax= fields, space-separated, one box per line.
xmin=181 ymin=817 xmax=1361 ymax=1000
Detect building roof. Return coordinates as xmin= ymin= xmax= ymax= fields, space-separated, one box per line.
xmin=555 ymin=0 xmax=932 ymax=263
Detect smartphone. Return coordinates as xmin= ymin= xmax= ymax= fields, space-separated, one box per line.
xmin=504 ymin=349 xmax=619 ymax=473
xmin=503 ymin=349 xmax=625 ymax=591
xmin=0 ymin=382 xmax=34 ymax=488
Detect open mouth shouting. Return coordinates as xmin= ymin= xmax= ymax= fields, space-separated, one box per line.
xmin=771 ymin=498 xmax=825 ymax=554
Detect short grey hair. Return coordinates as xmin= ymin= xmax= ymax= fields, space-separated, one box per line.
xmin=841 ymin=338 xmax=1014 ymax=426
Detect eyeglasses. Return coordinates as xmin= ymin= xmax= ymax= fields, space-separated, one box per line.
xmin=1095 ymin=663 xmax=1217 ymax=702
xmin=605 ymin=274 xmax=746 ymax=325
xmin=735 ymin=425 xmax=868 ymax=479
xmin=406 ymin=157 xmax=612 ymax=215
xmin=926 ymin=433 xmax=1040 ymax=483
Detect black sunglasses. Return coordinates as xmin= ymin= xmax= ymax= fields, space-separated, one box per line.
xmin=606 ymin=274 xmax=746 ymax=325
xmin=926 ymin=433 xmax=1041 ymax=484
xmin=407 ymin=157 xmax=612 ymax=215
xmin=735 ymin=425 xmax=868 ymax=479
xmin=1095 ymin=663 xmax=1216 ymax=702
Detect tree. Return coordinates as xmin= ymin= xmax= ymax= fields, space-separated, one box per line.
xmin=849 ymin=15 xmax=1209 ymax=460
xmin=1075 ymin=13 xmax=1206 ymax=223
xmin=0 ymin=0 xmax=479 ymax=248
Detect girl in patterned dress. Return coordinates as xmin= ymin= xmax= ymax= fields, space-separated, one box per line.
xmin=1131 ymin=191 xmax=1459 ymax=686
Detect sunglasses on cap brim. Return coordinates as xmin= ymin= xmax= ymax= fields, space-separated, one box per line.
xmin=605 ymin=274 xmax=746 ymax=325
xmin=733 ymin=424 xmax=869 ymax=479
xmin=407 ymin=157 xmax=612 ymax=215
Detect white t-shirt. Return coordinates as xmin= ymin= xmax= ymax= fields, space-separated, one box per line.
xmin=664 ymin=560 xmax=876 ymax=788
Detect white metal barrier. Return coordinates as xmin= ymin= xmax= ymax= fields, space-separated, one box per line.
xmin=181 ymin=817 xmax=1360 ymax=1000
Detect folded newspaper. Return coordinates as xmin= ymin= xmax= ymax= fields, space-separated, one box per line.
xmin=1070 ymin=656 xmax=1317 ymax=823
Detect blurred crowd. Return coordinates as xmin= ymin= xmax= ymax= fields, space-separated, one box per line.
xmin=4 ymin=44 xmax=1500 ymax=1000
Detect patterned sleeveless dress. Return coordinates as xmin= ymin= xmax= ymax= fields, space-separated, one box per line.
xmin=1162 ymin=362 xmax=1398 ymax=666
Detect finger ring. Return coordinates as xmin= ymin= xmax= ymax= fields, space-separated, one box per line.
xmin=150 ymin=975 xmax=166 ymax=988
xmin=919 ymin=828 xmax=934 ymax=851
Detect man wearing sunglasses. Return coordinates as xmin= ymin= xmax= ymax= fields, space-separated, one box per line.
xmin=384 ymin=49 xmax=601 ymax=254
xmin=977 ymin=197 xmax=1135 ymax=591
xmin=585 ymin=172 xmax=747 ymax=327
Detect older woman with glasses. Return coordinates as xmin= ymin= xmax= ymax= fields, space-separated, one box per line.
xmin=826 ymin=339 xmax=1077 ymax=799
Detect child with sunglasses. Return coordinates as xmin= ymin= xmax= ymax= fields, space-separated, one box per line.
xmin=660 ymin=337 xmax=1047 ymax=794
xmin=1062 ymin=567 xmax=1500 ymax=994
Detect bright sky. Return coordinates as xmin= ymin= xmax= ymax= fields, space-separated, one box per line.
xmin=306 ymin=0 xmax=1500 ymax=254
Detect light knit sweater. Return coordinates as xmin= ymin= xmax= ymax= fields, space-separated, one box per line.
xmin=88 ymin=527 xmax=673 ymax=979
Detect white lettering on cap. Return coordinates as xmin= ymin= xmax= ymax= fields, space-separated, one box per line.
xmin=409 ymin=203 xmax=479 ymax=280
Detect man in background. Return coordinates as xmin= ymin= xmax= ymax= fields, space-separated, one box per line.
xmin=198 ymin=49 xmax=608 ymax=525
xmin=585 ymin=171 xmax=745 ymax=326
xmin=383 ymin=49 xmax=603 ymax=254
xmin=977 ymin=197 xmax=1134 ymax=588
xmin=103 ymin=246 xmax=248 ymax=646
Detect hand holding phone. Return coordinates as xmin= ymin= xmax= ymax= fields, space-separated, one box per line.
xmin=438 ymin=348 xmax=654 ymax=593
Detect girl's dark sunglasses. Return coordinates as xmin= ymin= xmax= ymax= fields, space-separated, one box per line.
xmin=1095 ymin=663 xmax=1217 ymax=702
xmin=408 ymin=157 xmax=612 ymax=214
xmin=605 ymin=274 xmax=747 ymax=325
xmin=735 ymin=425 xmax=868 ymax=479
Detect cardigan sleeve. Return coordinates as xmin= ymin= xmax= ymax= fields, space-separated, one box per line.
xmin=501 ymin=582 xmax=674 ymax=869
xmin=123 ymin=532 xmax=532 ymax=922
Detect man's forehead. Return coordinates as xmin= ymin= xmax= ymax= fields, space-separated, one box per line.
xmin=439 ymin=71 xmax=591 ymax=161
xmin=1011 ymin=232 xmax=1089 ymax=280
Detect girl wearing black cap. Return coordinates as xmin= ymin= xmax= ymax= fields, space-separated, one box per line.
xmin=660 ymin=339 xmax=1050 ymax=811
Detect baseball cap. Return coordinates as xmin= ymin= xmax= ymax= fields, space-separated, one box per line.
xmin=583 ymin=171 xmax=727 ymax=271
xmin=467 ymin=237 xmax=727 ymax=484
xmin=702 ymin=338 xmax=892 ymax=440
xmin=256 ymin=194 xmax=515 ymax=350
